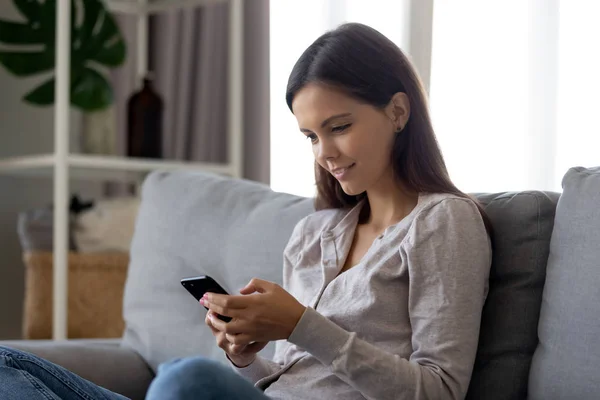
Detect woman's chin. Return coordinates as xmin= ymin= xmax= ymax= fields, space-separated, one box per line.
xmin=339 ymin=182 xmax=364 ymax=196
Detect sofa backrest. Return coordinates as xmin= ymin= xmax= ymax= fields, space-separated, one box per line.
xmin=467 ymin=192 xmax=560 ymax=400
xmin=121 ymin=170 xmax=560 ymax=399
xmin=528 ymin=167 xmax=600 ymax=400
xmin=121 ymin=171 xmax=314 ymax=371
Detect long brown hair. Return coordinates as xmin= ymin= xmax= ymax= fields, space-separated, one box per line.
xmin=285 ymin=23 xmax=493 ymax=237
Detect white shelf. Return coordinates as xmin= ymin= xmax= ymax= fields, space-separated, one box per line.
xmin=36 ymin=0 xmax=245 ymax=340
xmin=69 ymin=154 xmax=232 ymax=175
xmin=106 ymin=0 xmax=229 ymax=14
xmin=0 ymin=154 xmax=55 ymax=173
xmin=0 ymin=154 xmax=232 ymax=182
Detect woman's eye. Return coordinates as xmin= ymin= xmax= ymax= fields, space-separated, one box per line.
xmin=306 ymin=134 xmax=318 ymax=143
xmin=332 ymin=123 xmax=351 ymax=133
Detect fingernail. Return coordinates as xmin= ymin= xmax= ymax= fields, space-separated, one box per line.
xmin=200 ymin=298 xmax=205 ymax=305
xmin=202 ymin=293 xmax=209 ymax=299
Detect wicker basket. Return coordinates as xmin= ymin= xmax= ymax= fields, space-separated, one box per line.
xmin=22 ymin=251 xmax=129 ymax=339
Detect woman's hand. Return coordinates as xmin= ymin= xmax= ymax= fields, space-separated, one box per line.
xmin=201 ymin=278 xmax=307 ymax=347
xmin=205 ymin=310 xmax=268 ymax=367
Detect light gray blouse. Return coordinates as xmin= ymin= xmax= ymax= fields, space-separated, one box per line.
xmin=235 ymin=193 xmax=492 ymax=400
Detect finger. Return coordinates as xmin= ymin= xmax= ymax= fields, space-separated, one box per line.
xmin=226 ymin=333 xmax=254 ymax=346
xmin=207 ymin=324 xmax=220 ymax=338
xmin=204 ymin=301 xmax=236 ymax=319
xmin=239 ymin=278 xmax=270 ymax=295
xmin=229 ymin=343 xmax=247 ymax=355
xmin=204 ymin=293 xmax=251 ymax=311
xmin=239 ymin=279 xmax=257 ymax=295
xmin=207 ymin=310 xmax=221 ymax=322
xmin=205 ymin=312 xmax=220 ymax=334
xmin=208 ymin=313 xmax=246 ymax=335
xmin=216 ymin=333 xmax=230 ymax=350
xmin=238 ymin=285 xmax=257 ymax=295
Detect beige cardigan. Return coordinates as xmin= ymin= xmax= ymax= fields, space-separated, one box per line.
xmin=235 ymin=193 xmax=492 ymax=400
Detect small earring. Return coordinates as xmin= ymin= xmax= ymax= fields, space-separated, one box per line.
xmin=395 ymin=126 xmax=404 ymax=134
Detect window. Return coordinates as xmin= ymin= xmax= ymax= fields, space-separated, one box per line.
xmin=270 ymin=1 xmax=600 ymax=196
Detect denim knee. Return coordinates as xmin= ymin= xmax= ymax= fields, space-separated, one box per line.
xmin=159 ymin=356 xmax=226 ymax=382
xmin=147 ymin=356 xmax=233 ymax=400
xmin=0 ymin=346 xmax=26 ymax=363
xmin=0 ymin=345 xmax=18 ymax=355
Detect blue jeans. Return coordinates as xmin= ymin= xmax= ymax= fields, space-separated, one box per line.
xmin=146 ymin=356 xmax=270 ymax=399
xmin=0 ymin=345 xmax=127 ymax=399
xmin=0 ymin=345 xmax=269 ymax=399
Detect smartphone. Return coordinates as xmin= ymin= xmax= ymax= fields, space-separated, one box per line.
xmin=180 ymin=275 xmax=232 ymax=322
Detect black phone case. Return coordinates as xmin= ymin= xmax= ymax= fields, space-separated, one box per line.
xmin=181 ymin=276 xmax=232 ymax=322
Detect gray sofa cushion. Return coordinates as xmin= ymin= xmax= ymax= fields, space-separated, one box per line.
xmin=121 ymin=171 xmax=314 ymax=372
xmin=467 ymin=191 xmax=560 ymax=400
xmin=528 ymin=167 xmax=600 ymax=400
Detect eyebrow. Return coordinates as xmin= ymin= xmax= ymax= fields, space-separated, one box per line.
xmin=300 ymin=113 xmax=352 ymax=132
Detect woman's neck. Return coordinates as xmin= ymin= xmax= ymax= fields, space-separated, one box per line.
xmin=364 ymin=178 xmax=418 ymax=232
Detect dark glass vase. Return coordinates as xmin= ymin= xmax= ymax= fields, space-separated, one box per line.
xmin=127 ymin=76 xmax=163 ymax=159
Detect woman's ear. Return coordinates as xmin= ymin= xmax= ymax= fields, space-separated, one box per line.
xmin=385 ymin=92 xmax=410 ymax=131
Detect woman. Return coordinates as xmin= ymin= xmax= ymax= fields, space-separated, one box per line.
xmin=0 ymin=22 xmax=491 ymax=400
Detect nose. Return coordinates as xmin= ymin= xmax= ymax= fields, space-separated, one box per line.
xmin=315 ymin=136 xmax=338 ymax=161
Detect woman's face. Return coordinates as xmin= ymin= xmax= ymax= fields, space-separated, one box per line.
xmin=292 ymin=83 xmax=409 ymax=196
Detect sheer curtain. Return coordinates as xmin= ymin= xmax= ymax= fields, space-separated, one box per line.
xmin=430 ymin=0 xmax=600 ymax=192
xmin=270 ymin=0 xmax=600 ymax=196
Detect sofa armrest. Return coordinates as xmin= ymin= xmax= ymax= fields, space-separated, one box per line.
xmin=0 ymin=339 xmax=154 ymax=400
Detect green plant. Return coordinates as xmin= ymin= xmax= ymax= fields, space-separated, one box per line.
xmin=0 ymin=0 xmax=126 ymax=111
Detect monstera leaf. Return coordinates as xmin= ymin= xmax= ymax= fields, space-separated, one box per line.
xmin=0 ymin=0 xmax=126 ymax=111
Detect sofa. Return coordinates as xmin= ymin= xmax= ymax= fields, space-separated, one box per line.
xmin=2 ymin=166 xmax=599 ymax=400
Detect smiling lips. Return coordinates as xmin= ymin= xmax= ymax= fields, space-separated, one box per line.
xmin=331 ymin=163 xmax=356 ymax=180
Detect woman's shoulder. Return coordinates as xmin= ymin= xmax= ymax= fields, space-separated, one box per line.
xmin=404 ymin=192 xmax=486 ymax=242
xmin=404 ymin=192 xmax=492 ymax=274
xmin=416 ymin=192 xmax=482 ymax=219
